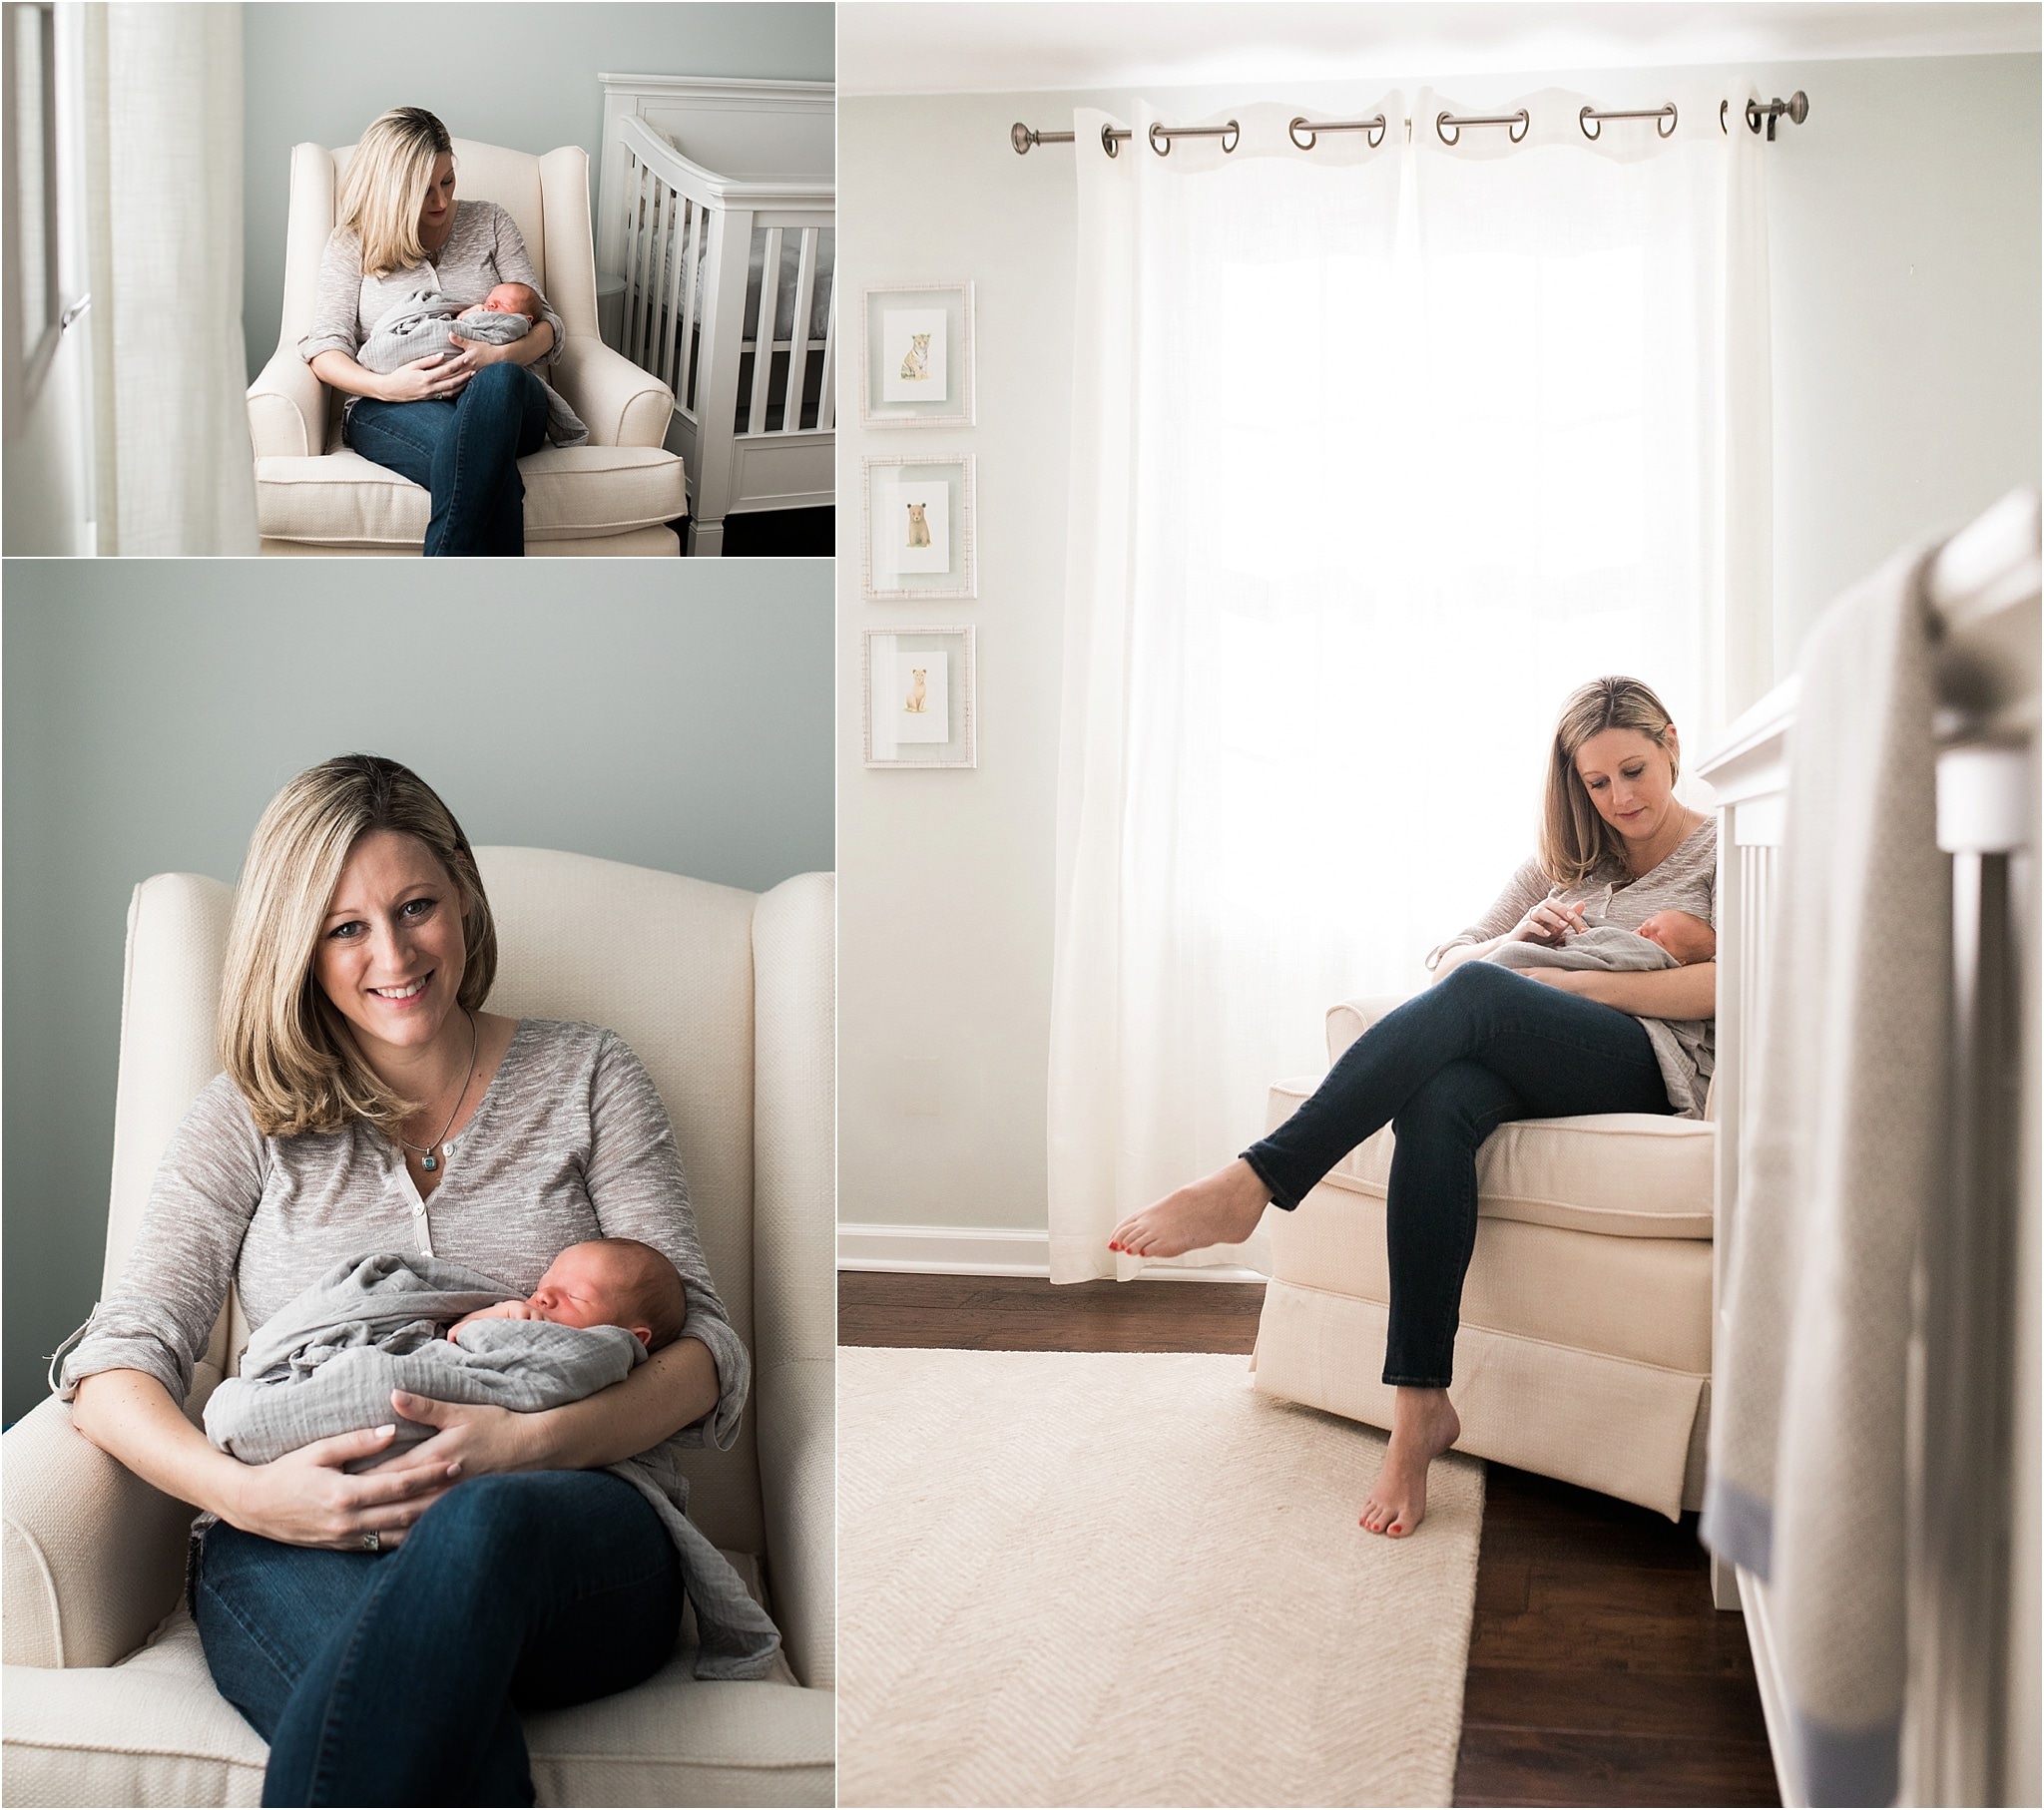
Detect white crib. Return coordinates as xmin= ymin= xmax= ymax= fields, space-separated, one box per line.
xmin=597 ymin=75 xmax=835 ymax=557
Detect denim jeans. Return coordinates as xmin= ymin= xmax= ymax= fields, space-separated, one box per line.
xmin=1242 ymin=959 xmax=1673 ymax=1389
xmin=193 ymin=1471 xmax=685 ymax=1807
xmin=345 ymin=362 xmax=549 ymax=557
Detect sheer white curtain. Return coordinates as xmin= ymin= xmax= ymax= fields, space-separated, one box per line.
xmin=81 ymin=2 xmax=258 ymax=555
xmin=1048 ymin=85 xmax=1771 ymax=1283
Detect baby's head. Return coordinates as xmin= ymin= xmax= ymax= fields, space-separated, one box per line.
xmin=1636 ymin=909 xmax=1716 ymax=965
xmin=478 ymin=281 xmax=541 ymax=321
xmin=526 ymin=1238 xmax=687 ymax=1350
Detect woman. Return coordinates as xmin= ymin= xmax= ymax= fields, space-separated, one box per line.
xmin=1110 ymin=677 xmax=1716 ymax=1540
xmin=300 ymin=108 xmax=560 ymax=556
xmin=61 ymin=755 xmax=752 ymax=1804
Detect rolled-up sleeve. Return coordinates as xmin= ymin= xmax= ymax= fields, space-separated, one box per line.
xmin=298 ymin=228 xmax=366 ymax=363
xmin=582 ymin=1032 xmax=748 ymax=1450
xmin=486 ymin=207 xmax=564 ymax=368
xmin=55 ymin=1076 xmax=266 ymax=1408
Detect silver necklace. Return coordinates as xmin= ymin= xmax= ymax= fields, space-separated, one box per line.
xmin=400 ymin=1008 xmax=477 ymax=1173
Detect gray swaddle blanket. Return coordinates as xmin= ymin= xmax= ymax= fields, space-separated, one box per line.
xmin=1485 ymin=924 xmax=1680 ymax=975
xmin=204 ymin=1252 xmax=780 ymax=1680
xmin=355 ymin=290 xmax=590 ymax=447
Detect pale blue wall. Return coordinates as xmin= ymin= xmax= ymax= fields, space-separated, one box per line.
xmin=241 ymin=2 xmax=834 ymax=377
xmin=2 ymin=559 xmax=832 ymax=1423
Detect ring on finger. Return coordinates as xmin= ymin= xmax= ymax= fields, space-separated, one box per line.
xmin=360 ymin=1528 xmax=381 ymax=1553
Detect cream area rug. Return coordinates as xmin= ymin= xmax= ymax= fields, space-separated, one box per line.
xmin=838 ymin=1346 xmax=1485 ymax=1807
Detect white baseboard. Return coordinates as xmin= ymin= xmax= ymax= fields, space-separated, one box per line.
xmin=836 ymin=1221 xmax=1265 ymax=1284
xmin=837 ymin=1221 xmax=1049 ymax=1274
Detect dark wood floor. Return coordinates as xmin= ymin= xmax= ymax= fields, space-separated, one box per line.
xmin=679 ymin=505 xmax=833 ymax=557
xmin=840 ymin=1271 xmax=1780 ymax=1809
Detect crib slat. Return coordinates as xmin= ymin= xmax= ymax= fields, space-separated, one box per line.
xmin=678 ymin=198 xmax=702 ymax=416
xmin=662 ymin=188 xmax=688 ymax=394
xmin=649 ymin=176 xmax=670 ymax=386
xmin=625 ymin=161 xmax=653 ymax=368
xmin=783 ymin=227 xmax=818 ymax=435
xmin=814 ymin=279 xmax=836 ymax=433
xmin=746 ymin=226 xmax=782 ymax=436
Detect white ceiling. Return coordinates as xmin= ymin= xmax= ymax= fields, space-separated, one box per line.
xmin=838 ymin=2 xmax=2042 ymax=97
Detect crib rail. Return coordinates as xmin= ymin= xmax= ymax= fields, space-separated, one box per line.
xmin=614 ymin=114 xmax=834 ymax=437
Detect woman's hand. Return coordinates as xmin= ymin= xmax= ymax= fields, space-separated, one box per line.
xmin=375 ymin=350 xmax=472 ymax=403
xmin=222 ymin=1423 xmax=461 ymax=1551
xmin=1509 ymin=897 xmax=1589 ymax=946
xmin=376 ymin=1391 xmax=544 ymax=1482
xmin=445 ymin=333 xmax=511 ymax=369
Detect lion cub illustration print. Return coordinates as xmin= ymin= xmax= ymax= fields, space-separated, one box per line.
xmin=899 ymin=333 xmax=931 ymax=383
xmin=905 ymin=501 xmax=931 ymax=549
xmin=904 ymin=668 xmax=929 ymax=713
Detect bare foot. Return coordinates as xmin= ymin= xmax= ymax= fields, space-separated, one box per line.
xmin=1358 ymin=1388 xmax=1461 ymax=1538
xmin=1108 ymin=1159 xmax=1273 ymax=1258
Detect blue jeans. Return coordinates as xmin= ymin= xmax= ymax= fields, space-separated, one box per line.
xmin=193 ymin=1471 xmax=685 ymax=1807
xmin=1242 ymin=960 xmax=1673 ymax=1388
xmin=345 ymin=362 xmax=549 ymax=557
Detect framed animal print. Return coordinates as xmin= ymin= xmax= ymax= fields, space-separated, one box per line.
xmin=861 ymin=281 xmax=974 ymax=427
xmin=862 ymin=455 xmax=976 ymax=600
xmin=862 ymin=626 xmax=976 ymax=768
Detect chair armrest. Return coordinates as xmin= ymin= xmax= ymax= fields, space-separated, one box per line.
xmin=2 ymin=1397 xmax=192 ymax=1669
xmin=1326 ymin=994 xmax=1412 ymax=1064
xmin=554 ymin=338 xmax=676 ymax=450
xmin=755 ymin=1357 xmax=832 ymax=1692
xmin=247 ymin=345 xmax=325 ymax=460
xmin=751 ymin=871 xmax=834 ymax=1690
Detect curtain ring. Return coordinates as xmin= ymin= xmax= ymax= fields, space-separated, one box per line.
xmin=1579 ymin=106 xmax=1601 ymax=142
xmin=1220 ymin=120 xmax=1240 ymax=154
xmin=1721 ymin=99 xmax=1730 ymax=134
xmin=1149 ymin=121 xmax=1171 ymax=157
xmin=1102 ymin=122 xmax=1120 ymax=159
xmin=1508 ymin=110 xmax=1529 ymax=144
xmin=1746 ymin=97 xmax=1764 ymax=135
xmin=1659 ymin=103 xmax=1679 ymax=138
xmin=1288 ymin=116 xmax=1316 ymax=150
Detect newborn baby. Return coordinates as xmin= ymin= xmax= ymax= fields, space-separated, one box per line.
xmin=1487 ymin=906 xmax=1716 ymax=975
xmin=354 ymin=279 xmax=589 ymax=445
xmin=450 ymin=1236 xmax=688 ymax=1351
xmin=203 ymin=1242 xmax=685 ymax=1471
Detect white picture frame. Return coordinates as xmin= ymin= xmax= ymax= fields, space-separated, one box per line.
xmin=863 ymin=626 xmax=977 ymax=768
xmin=861 ymin=281 xmax=975 ymax=427
xmin=862 ymin=456 xmax=976 ymax=600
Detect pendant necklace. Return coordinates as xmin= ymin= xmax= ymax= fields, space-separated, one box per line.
xmin=400 ymin=1007 xmax=477 ymax=1173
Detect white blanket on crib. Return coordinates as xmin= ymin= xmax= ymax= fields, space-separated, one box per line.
xmin=1700 ymin=538 xmax=1946 ymax=1807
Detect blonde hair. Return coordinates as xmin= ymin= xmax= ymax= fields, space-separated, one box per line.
xmin=1539 ymin=677 xmax=1680 ymax=884
xmin=336 ymin=107 xmax=453 ymax=278
xmin=220 ymin=754 xmax=497 ymax=1139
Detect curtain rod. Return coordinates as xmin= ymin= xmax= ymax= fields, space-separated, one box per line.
xmin=1011 ymin=91 xmax=1807 ymax=156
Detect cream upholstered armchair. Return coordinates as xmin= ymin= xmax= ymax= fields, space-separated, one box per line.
xmin=1 ymin=849 xmax=833 ymax=1806
xmin=247 ymin=140 xmax=688 ymax=555
xmin=1252 ymin=995 xmax=1716 ymax=1521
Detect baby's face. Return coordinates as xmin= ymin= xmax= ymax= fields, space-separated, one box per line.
xmin=1637 ymin=911 xmax=1716 ymax=964
xmin=480 ymin=283 xmax=539 ymax=320
xmin=525 ymin=1244 xmax=634 ymax=1331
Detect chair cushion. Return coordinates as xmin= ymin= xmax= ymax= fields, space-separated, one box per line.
xmin=1267 ymin=1077 xmax=1715 ymax=1239
xmin=254 ymin=447 xmax=686 ymax=548
xmin=1264 ymin=1166 xmax=1716 ymax=1372
xmin=2 ymin=1591 xmax=832 ymax=1809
